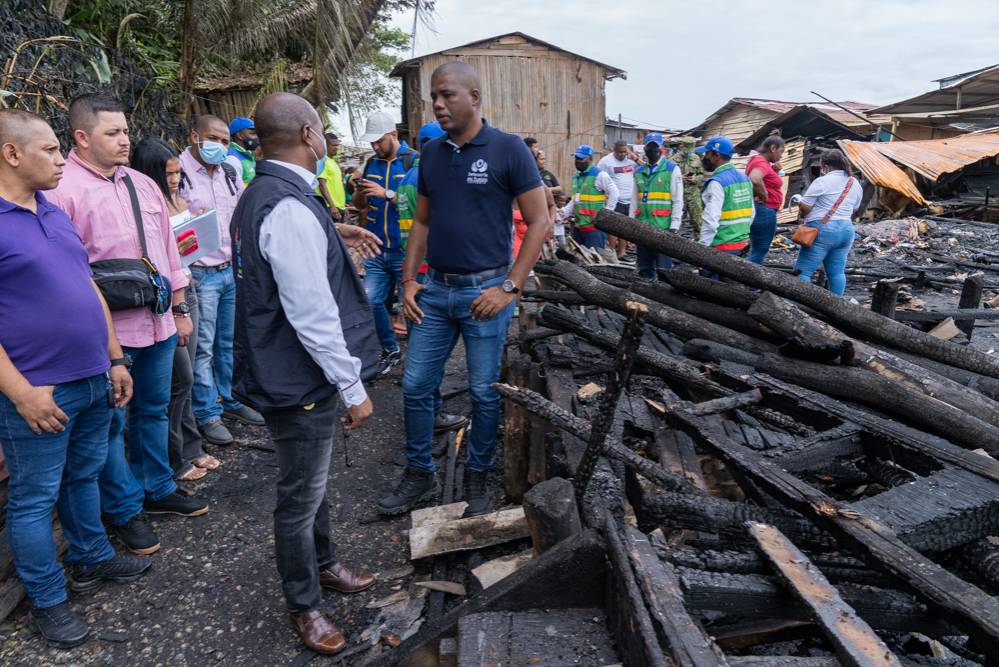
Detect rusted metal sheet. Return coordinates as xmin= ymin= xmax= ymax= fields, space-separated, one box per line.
xmin=837 ymin=141 xmax=926 ymax=204
xmin=869 ymin=134 xmax=999 ymax=179
xmin=748 ymin=522 xmax=901 ymax=667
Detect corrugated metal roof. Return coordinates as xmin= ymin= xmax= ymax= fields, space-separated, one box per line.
xmin=873 ymin=64 xmax=999 ymax=116
xmin=868 ymin=134 xmax=999 ymax=179
xmin=838 ymin=141 xmax=927 ymax=204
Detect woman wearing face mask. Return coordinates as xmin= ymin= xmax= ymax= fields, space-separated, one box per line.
xmin=130 ymin=138 xmax=219 ymax=481
xmin=745 ymin=135 xmax=786 ymax=265
xmin=793 ymin=149 xmax=864 ymax=296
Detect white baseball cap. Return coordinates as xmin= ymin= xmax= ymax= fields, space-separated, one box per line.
xmin=359 ymin=111 xmax=397 ymax=142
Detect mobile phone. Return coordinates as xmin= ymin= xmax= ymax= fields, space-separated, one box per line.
xmin=177 ymin=229 xmax=199 ymax=255
xmin=106 ymin=376 xmax=116 ymax=408
xmin=686 ymin=172 xmax=694 ymax=177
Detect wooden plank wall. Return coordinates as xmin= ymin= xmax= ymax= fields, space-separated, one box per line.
xmin=702 ymin=106 xmax=780 ymax=145
xmin=189 ymin=89 xmax=258 ymax=126
xmin=403 ymin=41 xmax=608 ymax=186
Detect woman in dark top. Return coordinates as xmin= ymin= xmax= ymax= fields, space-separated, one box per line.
xmin=745 ymin=135 xmax=785 ymax=265
xmin=536 ymin=150 xmax=560 ymax=194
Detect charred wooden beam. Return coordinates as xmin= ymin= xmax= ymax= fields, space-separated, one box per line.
xmin=890 ymin=308 xmax=999 ymax=322
xmin=492 ymin=383 xmax=693 ymax=494
xmin=670 ymin=389 xmax=764 ymax=417
xmin=649 ymin=409 xmax=708 ymax=493
xmin=669 ymin=548 xmax=885 ymax=587
xmin=591 ymin=208 xmax=999 ymax=379
xmin=552 ymin=261 xmax=776 ymax=354
xmin=870 ymin=280 xmax=899 ymax=320
xmin=748 ymin=522 xmax=902 ymax=667
xmin=755 ymin=354 xmax=999 ymax=453
xmin=519 ymin=289 xmax=588 ymax=304
xmin=522 ymin=477 xmax=581 ymax=556
xmin=683 ymin=339 xmax=761 ymax=367
xmin=664 ymin=405 xmax=999 ymax=656
xmin=960 ymin=538 xmax=999 ymax=594
xmin=503 ymin=326 xmax=563 ymax=347
xmin=659 ymin=268 xmax=760 ymax=309
xmin=576 ymin=302 xmax=648 ymax=497
xmin=503 ymin=354 xmax=531 ymax=503
xmin=624 ymin=525 xmax=730 ymax=666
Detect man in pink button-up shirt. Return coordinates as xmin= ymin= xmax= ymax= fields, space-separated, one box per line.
xmin=49 ymin=94 xmax=209 ymax=555
xmin=176 ymin=114 xmax=264 ymax=447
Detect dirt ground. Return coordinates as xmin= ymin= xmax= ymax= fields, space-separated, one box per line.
xmin=0 ymin=335 xmax=494 ymax=667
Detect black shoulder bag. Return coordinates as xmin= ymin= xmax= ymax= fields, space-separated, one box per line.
xmin=90 ymin=174 xmax=173 ymax=314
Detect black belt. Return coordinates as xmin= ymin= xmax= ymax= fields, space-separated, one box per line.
xmin=197 ymin=261 xmax=231 ymax=272
xmin=426 ymin=265 xmax=510 ymax=287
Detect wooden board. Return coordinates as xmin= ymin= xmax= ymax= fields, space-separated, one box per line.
xmin=748 ymin=523 xmax=900 ymax=667
xmin=409 ymin=506 xmax=529 ymax=560
xmin=411 ymin=502 xmax=469 ymax=529
xmin=471 ymin=551 xmax=534 ymax=590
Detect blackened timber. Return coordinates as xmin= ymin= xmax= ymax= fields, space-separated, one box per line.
xmin=591 ymin=208 xmax=999 ymax=379
xmin=519 ymin=289 xmax=588 ymax=304
xmin=624 ymin=526 xmax=730 ymax=666
xmin=756 ymin=354 xmax=999 ymax=452
xmin=659 ymin=268 xmax=760 ymax=309
xmin=552 ymin=261 xmax=776 ymax=355
xmin=503 ymin=326 xmax=562 ymax=347
xmin=727 ymin=657 xmax=839 ymax=667
xmin=576 ymin=301 xmax=648 ymax=497
xmin=960 ymin=538 xmax=999 ymax=593
xmin=671 ymin=389 xmax=764 ymax=417
xmin=664 ymin=406 xmax=999 ymax=656
xmin=747 ymin=522 xmax=902 ymax=667
xmin=503 ymin=354 xmax=531 ymax=503
xmin=890 ymin=308 xmax=999 ymax=322
xmin=541 ymin=305 xmax=735 ymax=398
xmin=678 ymin=569 xmax=958 ymax=636
xmin=649 ymin=409 xmax=708 ymax=492
xmin=669 ymin=548 xmax=885 ymax=586
xmin=522 ymin=477 xmax=581 ymax=556
xmin=492 ymin=383 xmax=693 ymax=494
xmin=683 ymin=339 xmax=761 ymax=367
xmin=870 ymin=280 xmax=899 ymax=320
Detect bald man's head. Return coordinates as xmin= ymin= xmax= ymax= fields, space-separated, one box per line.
xmin=431 ymin=61 xmax=481 ymax=94
xmin=254 ymin=92 xmax=325 ymax=170
xmin=0 ymin=108 xmax=66 ymax=192
xmin=194 ymin=114 xmax=227 ymax=135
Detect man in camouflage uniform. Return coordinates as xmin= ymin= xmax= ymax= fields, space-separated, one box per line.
xmin=672 ymin=136 xmax=704 ymax=239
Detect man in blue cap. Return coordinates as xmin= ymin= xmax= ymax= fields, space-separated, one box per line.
xmin=694 ymin=136 xmax=754 ymax=263
xmin=560 ymin=144 xmax=619 ymax=250
xmin=227 ymin=117 xmax=258 ymax=185
xmin=631 ymin=132 xmax=684 ymax=279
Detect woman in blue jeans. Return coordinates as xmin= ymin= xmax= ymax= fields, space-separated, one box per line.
xmin=746 ymin=135 xmax=785 ymax=265
xmin=793 ymin=149 xmax=864 ymax=296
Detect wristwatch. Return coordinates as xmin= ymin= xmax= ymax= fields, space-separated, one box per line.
xmin=172 ymin=302 xmax=190 ymax=315
xmin=384 ymin=189 xmax=396 ymax=201
xmin=502 ymin=279 xmax=520 ymax=295
xmin=110 ymin=354 xmax=133 ymax=370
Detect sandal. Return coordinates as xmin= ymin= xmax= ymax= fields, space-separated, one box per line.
xmin=176 ymin=465 xmax=207 ymax=482
xmin=193 ymin=455 xmax=220 ymax=470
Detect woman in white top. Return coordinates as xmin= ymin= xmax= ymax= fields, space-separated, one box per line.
xmin=131 ymin=139 xmax=219 ymax=481
xmin=793 ymin=149 xmax=864 ymax=296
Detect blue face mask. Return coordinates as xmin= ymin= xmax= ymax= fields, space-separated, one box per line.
xmin=308 ymin=128 xmax=327 ymax=176
xmin=196 ymin=134 xmax=227 ymax=165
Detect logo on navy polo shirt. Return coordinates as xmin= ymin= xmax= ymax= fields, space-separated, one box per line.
xmin=468 ymin=159 xmax=489 ymax=184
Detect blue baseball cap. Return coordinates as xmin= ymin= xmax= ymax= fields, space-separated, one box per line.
xmin=644 ymin=132 xmax=664 ymax=146
xmin=418 ymin=121 xmax=445 ymax=146
xmin=229 ymin=117 xmax=254 ymax=135
xmin=695 ymin=136 xmax=734 ymax=157
xmin=572 ymin=145 xmax=594 ymax=158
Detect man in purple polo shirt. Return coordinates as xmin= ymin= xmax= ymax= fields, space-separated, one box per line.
xmin=0 ymin=109 xmax=153 ymax=648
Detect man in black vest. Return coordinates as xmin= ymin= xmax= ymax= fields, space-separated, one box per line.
xmin=230 ymin=92 xmax=382 ymax=655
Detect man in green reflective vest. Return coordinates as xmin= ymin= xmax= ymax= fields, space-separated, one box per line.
xmin=559 ymin=145 xmax=619 ymax=250
xmin=227 ymin=117 xmax=257 ymax=185
xmin=632 ymin=132 xmax=684 ymax=280
xmin=695 ymin=136 xmax=755 ymax=278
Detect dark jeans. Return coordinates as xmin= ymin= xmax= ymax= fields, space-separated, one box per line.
xmin=168 ymin=286 xmax=206 ymax=478
xmin=636 ymin=245 xmax=672 ymax=279
xmin=265 ymin=394 xmax=339 ymax=615
xmin=0 ymin=374 xmax=116 ymax=608
xmin=100 ymin=334 xmax=178 ymax=526
xmin=571 ymin=227 xmax=607 ymax=249
xmin=747 ymin=203 xmax=778 ymax=265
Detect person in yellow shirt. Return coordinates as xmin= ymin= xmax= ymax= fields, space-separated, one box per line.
xmin=316 ymin=132 xmax=345 ymax=220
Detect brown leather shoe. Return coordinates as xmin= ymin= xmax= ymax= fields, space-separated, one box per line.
xmin=319 ymin=561 xmax=376 ymax=594
xmin=289 ymin=610 xmax=346 ymax=654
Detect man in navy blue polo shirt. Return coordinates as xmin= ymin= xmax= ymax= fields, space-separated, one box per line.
xmin=0 ymin=108 xmax=151 ymax=648
xmin=377 ymin=61 xmax=550 ymax=518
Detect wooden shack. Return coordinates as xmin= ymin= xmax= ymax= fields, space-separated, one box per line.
xmin=389 ymin=33 xmax=626 ymax=185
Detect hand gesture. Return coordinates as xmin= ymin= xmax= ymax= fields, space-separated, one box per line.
xmin=470 ymin=286 xmax=515 ymax=322
xmin=336 ymin=224 xmax=383 ymax=259
xmin=14 ymin=385 xmax=68 ymax=434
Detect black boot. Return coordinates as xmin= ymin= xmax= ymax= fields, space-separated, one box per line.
xmin=433 ymin=412 xmax=468 ymax=434
xmin=27 ymin=601 xmax=90 ymax=649
xmin=377 ymin=466 xmax=440 ymax=515
xmin=462 ymin=468 xmax=492 ymax=518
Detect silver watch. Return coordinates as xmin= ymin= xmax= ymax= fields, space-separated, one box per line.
xmin=385 ymin=189 xmax=396 ymax=201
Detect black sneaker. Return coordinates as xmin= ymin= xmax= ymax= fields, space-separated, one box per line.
xmin=27 ymin=601 xmax=89 ymax=649
xmin=433 ymin=412 xmax=468 ymax=434
xmin=69 ymin=553 xmax=152 ymax=593
xmin=376 ymin=348 xmax=403 ymax=376
xmin=115 ymin=510 xmax=160 ymax=555
xmin=462 ymin=469 xmax=492 ymax=518
xmin=144 ymin=489 xmax=209 ymax=517
xmin=377 ymin=466 xmax=441 ymax=515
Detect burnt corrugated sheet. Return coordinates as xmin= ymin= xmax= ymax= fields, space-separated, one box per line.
xmin=838 ymin=140 xmax=927 ymax=204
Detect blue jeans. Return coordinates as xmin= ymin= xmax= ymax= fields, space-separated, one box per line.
xmin=636 ymin=245 xmax=672 ymax=279
xmin=1 ymin=374 xmax=117 ymax=607
xmin=572 ymin=227 xmax=606 ymax=250
xmin=403 ymin=273 xmax=513 ymax=472
xmin=189 ymin=265 xmax=242 ymax=424
xmin=747 ymin=203 xmax=777 ymax=265
xmin=101 ymin=335 xmax=178 ymax=524
xmin=363 ymin=247 xmax=406 ymax=353
xmin=698 ymin=248 xmax=744 ymax=280
xmin=407 ymin=272 xmax=442 ymax=415
xmin=793 ymin=219 xmax=855 ymax=296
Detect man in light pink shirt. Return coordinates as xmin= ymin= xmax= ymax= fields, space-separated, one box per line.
xmin=48 ymin=94 xmax=209 ymax=556
xmin=176 ymin=115 xmax=264 ymax=446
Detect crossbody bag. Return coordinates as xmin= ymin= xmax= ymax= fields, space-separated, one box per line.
xmin=791 ymin=177 xmax=855 ymax=249
xmin=90 ymin=174 xmax=173 ymax=314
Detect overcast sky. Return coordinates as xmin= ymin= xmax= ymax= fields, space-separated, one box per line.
xmin=336 ymin=0 xmax=999 ymax=140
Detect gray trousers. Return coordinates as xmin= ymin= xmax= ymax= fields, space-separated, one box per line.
xmin=168 ymin=286 xmax=206 ymax=477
